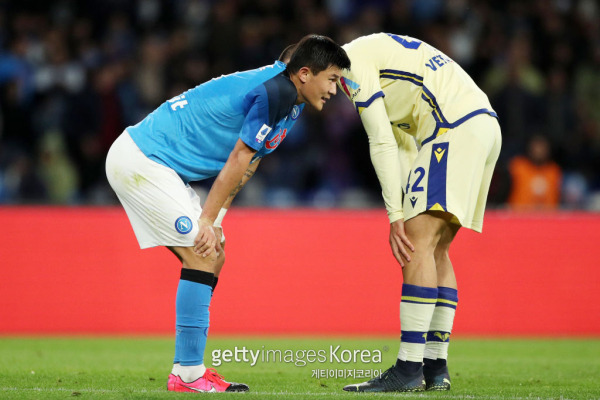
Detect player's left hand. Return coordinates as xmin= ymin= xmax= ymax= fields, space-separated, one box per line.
xmin=194 ymin=219 xmax=217 ymax=257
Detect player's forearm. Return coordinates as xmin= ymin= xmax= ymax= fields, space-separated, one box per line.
xmin=393 ymin=126 xmax=418 ymax=202
xmin=369 ymin=143 xmax=405 ymax=223
xmin=200 ymin=140 xmax=256 ymax=224
xmin=360 ymin=100 xmax=405 ymax=223
xmin=222 ymin=158 xmax=261 ymax=209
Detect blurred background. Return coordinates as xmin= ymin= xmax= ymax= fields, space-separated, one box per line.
xmin=1 ymin=0 xmax=600 ymax=344
xmin=0 ymin=0 xmax=599 ymax=210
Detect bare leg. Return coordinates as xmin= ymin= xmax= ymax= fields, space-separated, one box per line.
xmin=396 ymin=212 xmax=453 ymax=365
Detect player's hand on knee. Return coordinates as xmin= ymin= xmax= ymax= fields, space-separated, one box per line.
xmin=194 ymin=221 xmax=217 ymax=257
xmin=389 ymin=219 xmax=414 ymax=267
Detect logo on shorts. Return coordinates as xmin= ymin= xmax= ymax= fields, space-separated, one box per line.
xmin=175 ymin=216 xmax=193 ymax=234
xmin=410 ymin=196 xmax=418 ymax=208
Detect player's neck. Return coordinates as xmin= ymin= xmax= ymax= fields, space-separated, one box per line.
xmin=288 ymin=73 xmax=306 ymax=105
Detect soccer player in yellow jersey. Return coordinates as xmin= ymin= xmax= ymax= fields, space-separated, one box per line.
xmin=339 ymin=33 xmax=501 ymax=392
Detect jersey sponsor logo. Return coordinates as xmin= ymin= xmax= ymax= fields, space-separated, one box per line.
xmin=175 ymin=216 xmax=193 ymax=234
xmin=291 ymin=105 xmax=301 ymax=120
xmin=255 ymin=124 xmax=272 ymax=143
xmin=266 ymin=128 xmax=287 ymax=149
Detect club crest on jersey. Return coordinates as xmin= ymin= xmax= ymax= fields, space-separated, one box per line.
xmin=291 ymin=105 xmax=301 ymax=120
xmin=175 ymin=216 xmax=193 ymax=234
xmin=255 ymin=124 xmax=272 ymax=143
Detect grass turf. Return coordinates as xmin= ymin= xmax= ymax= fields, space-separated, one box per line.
xmin=0 ymin=336 xmax=598 ymax=399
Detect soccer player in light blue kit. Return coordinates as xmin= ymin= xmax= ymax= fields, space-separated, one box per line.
xmin=106 ymin=35 xmax=350 ymax=393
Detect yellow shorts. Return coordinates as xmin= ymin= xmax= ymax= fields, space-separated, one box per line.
xmin=403 ymin=115 xmax=502 ymax=232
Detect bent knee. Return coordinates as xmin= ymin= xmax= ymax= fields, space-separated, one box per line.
xmin=405 ymin=218 xmax=445 ymax=252
xmin=433 ymin=245 xmax=450 ymax=264
xmin=171 ymin=246 xmax=218 ymax=271
xmin=216 ymin=248 xmax=225 ymax=266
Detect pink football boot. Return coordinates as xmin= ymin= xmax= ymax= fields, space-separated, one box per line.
xmin=167 ymin=368 xmax=249 ymax=393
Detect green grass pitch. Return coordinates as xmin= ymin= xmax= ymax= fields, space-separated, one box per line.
xmin=0 ymin=336 xmax=599 ymax=399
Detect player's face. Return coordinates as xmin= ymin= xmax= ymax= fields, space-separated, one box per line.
xmin=299 ymin=65 xmax=342 ymax=111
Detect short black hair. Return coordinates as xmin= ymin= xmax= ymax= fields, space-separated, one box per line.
xmin=278 ymin=43 xmax=297 ymax=63
xmin=286 ymin=34 xmax=350 ymax=75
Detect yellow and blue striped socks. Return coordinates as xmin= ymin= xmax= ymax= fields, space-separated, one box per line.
xmin=424 ymin=286 xmax=458 ymax=363
xmin=397 ymin=284 xmax=438 ymax=363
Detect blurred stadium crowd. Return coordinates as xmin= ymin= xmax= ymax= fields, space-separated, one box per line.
xmin=0 ymin=0 xmax=599 ymax=209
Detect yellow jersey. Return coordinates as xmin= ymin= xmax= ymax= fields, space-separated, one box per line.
xmin=340 ymin=33 xmax=497 ymax=222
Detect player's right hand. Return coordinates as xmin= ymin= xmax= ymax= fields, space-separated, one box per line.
xmin=389 ymin=219 xmax=415 ymax=267
xmin=194 ymin=220 xmax=217 ymax=257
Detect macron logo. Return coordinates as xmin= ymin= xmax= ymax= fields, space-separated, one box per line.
xmin=255 ymin=124 xmax=272 ymax=143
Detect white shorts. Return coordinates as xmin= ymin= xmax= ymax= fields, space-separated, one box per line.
xmin=106 ymin=131 xmax=207 ymax=249
xmin=403 ymin=115 xmax=502 ymax=232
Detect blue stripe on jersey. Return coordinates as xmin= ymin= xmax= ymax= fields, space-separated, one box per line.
xmin=420 ymin=86 xmax=448 ymax=124
xmin=379 ymin=69 xmax=449 ymax=126
xmin=427 ymin=142 xmax=449 ymax=212
xmin=421 ymin=108 xmax=498 ymax=146
xmin=355 ymin=91 xmax=385 ymax=113
xmin=379 ymin=69 xmax=423 ymax=86
xmin=386 ymin=33 xmax=423 ymax=50
xmin=446 ymin=108 xmax=498 ymax=128
xmin=378 ymin=68 xmax=498 ymax=146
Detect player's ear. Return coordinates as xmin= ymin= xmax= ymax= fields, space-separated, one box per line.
xmin=297 ymin=66 xmax=311 ymax=83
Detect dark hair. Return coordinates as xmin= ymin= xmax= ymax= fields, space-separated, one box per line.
xmin=278 ymin=43 xmax=297 ymax=63
xmin=286 ymin=34 xmax=350 ymax=75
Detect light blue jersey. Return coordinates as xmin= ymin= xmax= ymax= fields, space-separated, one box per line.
xmin=127 ymin=61 xmax=304 ymax=183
